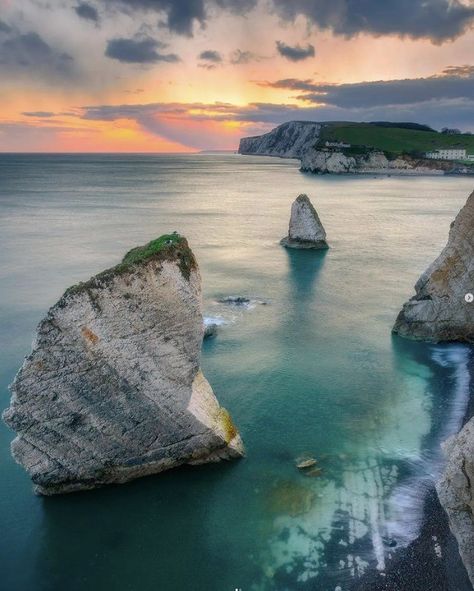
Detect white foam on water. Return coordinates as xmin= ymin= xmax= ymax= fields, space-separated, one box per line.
xmin=203 ymin=315 xmax=228 ymax=326
xmin=386 ymin=345 xmax=471 ymax=547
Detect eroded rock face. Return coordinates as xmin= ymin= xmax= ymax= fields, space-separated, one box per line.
xmin=393 ymin=190 xmax=474 ymax=342
xmin=239 ymin=121 xmax=322 ymax=158
xmin=437 ymin=418 xmax=474 ymax=586
xmin=3 ymin=234 xmax=244 ymax=495
xmin=280 ymin=194 xmax=329 ymax=250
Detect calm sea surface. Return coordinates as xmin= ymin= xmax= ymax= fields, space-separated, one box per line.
xmin=1 ymin=154 xmax=473 ymax=591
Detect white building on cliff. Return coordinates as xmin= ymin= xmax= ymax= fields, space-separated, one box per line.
xmin=425 ymin=148 xmax=467 ymax=160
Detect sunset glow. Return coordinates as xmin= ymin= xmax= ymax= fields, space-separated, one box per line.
xmin=1 ymin=1 xmax=474 ymax=151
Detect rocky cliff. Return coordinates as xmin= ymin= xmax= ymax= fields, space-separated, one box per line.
xmin=239 ymin=121 xmax=322 ymax=158
xmin=437 ymin=418 xmax=474 ymax=587
xmin=300 ymin=150 xmax=448 ymax=175
xmin=3 ymin=233 xmax=244 ymax=495
xmin=239 ymin=121 xmax=473 ymax=175
xmin=393 ymin=189 xmax=474 ymax=342
xmin=280 ymin=194 xmax=329 ymax=249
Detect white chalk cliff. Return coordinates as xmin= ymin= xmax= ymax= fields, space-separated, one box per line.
xmin=437 ymin=418 xmax=474 ymax=587
xmin=3 ymin=234 xmax=244 ymax=495
xmin=281 ymin=194 xmax=329 ymax=249
xmin=393 ymin=189 xmax=474 ymax=342
xmin=239 ymin=121 xmax=322 ymax=159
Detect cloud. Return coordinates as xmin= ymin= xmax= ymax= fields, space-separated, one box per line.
xmin=75 ymin=2 xmax=100 ymax=23
xmin=100 ymin=0 xmax=474 ymax=43
xmin=78 ymin=95 xmax=474 ymax=151
xmin=0 ymin=24 xmax=74 ymax=77
xmin=101 ymin=0 xmax=257 ymax=36
xmin=101 ymin=0 xmax=204 ymax=36
xmin=0 ymin=20 xmax=12 ymax=34
xmin=22 ymin=111 xmax=56 ymax=117
xmin=9 ymin=95 xmax=468 ymax=151
xmin=199 ymin=49 xmax=222 ymax=63
xmin=276 ymin=41 xmax=315 ymax=61
xmin=271 ymin=0 xmax=474 ymax=43
xmin=262 ymin=68 xmax=474 ymax=108
xmin=229 ymin=49 xmax=261 ymax=65
xmin=105 ymin=36 xmax=180 ymax=63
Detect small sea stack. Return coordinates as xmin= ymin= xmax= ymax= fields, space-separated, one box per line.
xmin=280 ymin=194 xmax=329 ymax=250
xmin=2 ymin=234 xmax=244 ymax=495
xmin=393 ymin=189 xmax=474 ymax=342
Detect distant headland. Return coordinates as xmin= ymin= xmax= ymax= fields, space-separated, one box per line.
xmin=239 ymin=121 xmax=474 ymax=175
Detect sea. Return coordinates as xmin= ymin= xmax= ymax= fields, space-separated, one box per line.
xmin=0 ymin=153 xmax=473 ymax=591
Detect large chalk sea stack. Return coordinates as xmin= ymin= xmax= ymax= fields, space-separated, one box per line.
xmin=280 ymin=194 xmax=329 ymax=250
xmin=3 ymin=233 xmax=244 ymax=495
xmin=393 ymin=189 xmax=474 ymax=342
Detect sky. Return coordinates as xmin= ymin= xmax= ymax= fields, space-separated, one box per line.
xmin=1 ymin=0 xmax=474 ymax=152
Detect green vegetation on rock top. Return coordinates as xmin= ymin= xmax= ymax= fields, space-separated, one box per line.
xmin=122 ymin=233 xmax=183 ymax=265
xmin=320 ymin=122 xmax=474 ymax=157
xmin=63 ymin=232 xmax=195 ymax=300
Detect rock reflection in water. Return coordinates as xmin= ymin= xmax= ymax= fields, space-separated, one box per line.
xmin=252 ymin=343 xmax=471 ymax=590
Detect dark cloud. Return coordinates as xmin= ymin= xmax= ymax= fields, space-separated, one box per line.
xmin=214 ymin=0 xmax=257 ymax=13
xmin=95 ymin=0 xmax=474 ymax=42
xmin=105 ymin=36 xmax=180 ymax=63
xmin=276 ymin=41 xmax=315 ymax=61
xmin=0 ymin=25 xmax=74 ymax=77
xmin=101 ymin=0 xmax=257 ymax=36
xmin=199 ymin=50 xmax=222 ymax=62
xmin=102 ymin=0 xmax=206 ymax=36
xmin=271 ymin=0 xmax=474 ymax=43
xmin=75 ymin=2 xmax=100 ymax=23
xmin=22 ymin=111 xmax=56 ymax=117
xmin=0 ymin=20 xmax=12 ymax=34
xmin=263 ymin=69 xmax=474 ymax=108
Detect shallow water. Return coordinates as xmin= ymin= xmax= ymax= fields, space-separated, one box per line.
xmin=0 ymin=153 xmax=473 ymax=590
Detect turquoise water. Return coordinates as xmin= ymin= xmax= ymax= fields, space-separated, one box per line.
xmin=0 ymin=154 xmax=473 ymax=590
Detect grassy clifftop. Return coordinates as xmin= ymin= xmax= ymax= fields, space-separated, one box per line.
xmin=319 ymin=122 xmax=474 ymax=156
xmin=63 ymin=233 xmax=196 ymax=299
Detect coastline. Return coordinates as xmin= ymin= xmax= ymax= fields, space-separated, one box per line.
xmin=351 ymin=351 xmax=474 ymax=591
xmin=239 ymin=152 xmax=473 ymax=176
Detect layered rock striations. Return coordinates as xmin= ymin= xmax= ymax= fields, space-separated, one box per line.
xmin=393 ymin=190 xmax=474 ymax=342
xmin=437 ymin=418 xmax=474 ymax=587
xmin=3 ymin=234 xmax=244 ymax=495
xmin=281 ymin=194 xmax=329 ymax=250
xmin=239 ymin=121 xmax=322 ymax=158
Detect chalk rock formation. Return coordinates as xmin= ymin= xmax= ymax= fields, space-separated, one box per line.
xmin=3 ymin=234 xmax=244 ymax=495
xmin=239 ymin=121 xmax=322 ymax=158
xmin=281 ymin=194 xmax=329 ymax=250
xmin=393 ymin=189 xmax=474 ymax=342
xmin=437 ymin=418 xmax=474 ymax=586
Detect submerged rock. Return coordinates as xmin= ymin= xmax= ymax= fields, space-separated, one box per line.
xmin=393 ymin=189 xmax=474 ymax=342
xmin=217 ymin=296 xmax=268 ymax=307
xmin=296 ymin=458 xmax=318 ymax=470
xmin=280 ymin=194 xmax=329 ymax=250
xmin=203 ymin=322 xmax=218 ymax=339
xmin=436 ymin=418 xmax=474 ymax=586
xmin=218 ymin=296 xmax=251 ymax=306
xmin=3 ymin=234 xmax=244 ymax=495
